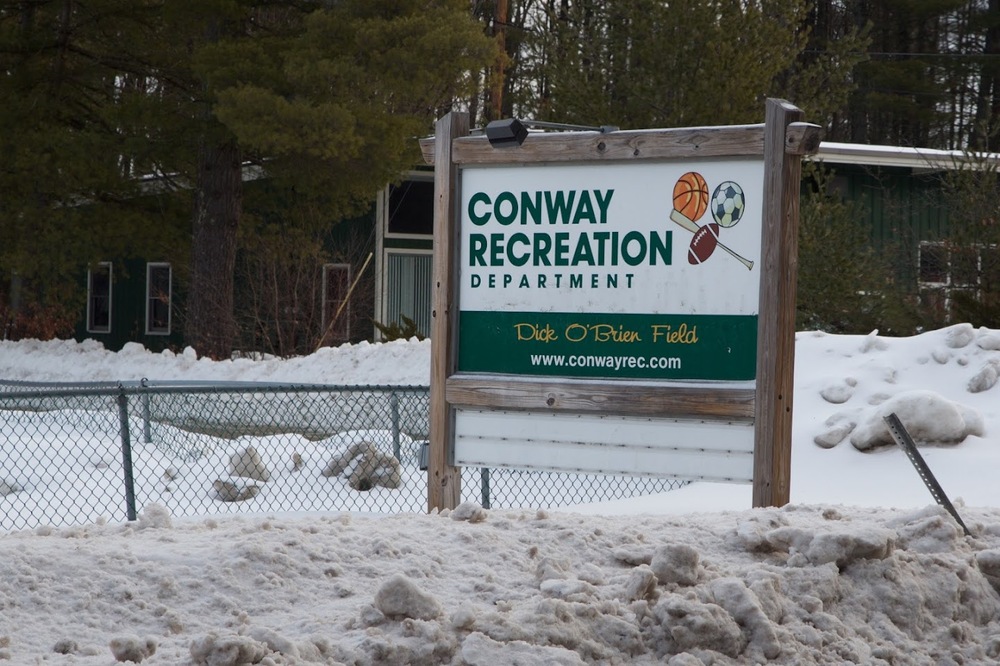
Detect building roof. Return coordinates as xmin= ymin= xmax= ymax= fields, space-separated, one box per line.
xmin=812 ymin=142 xmax=1000 ymax=171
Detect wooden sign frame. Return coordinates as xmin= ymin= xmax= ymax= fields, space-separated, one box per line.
xmin=424 ymin=99 xmax=820 ymax=511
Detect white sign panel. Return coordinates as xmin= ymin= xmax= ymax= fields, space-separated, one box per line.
xmin=457 ymin=159 xmax=766 ymax=382
xmin=454 ymin=408 xmax=755 ymax=482
xmin=460 ymin=159 xmax=764 ymax=315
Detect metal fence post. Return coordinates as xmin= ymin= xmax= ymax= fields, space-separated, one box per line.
xmin=481 ymin=467 xmax=491 ymax=509
xmin=390 ymin=391 xmax=401 ymax=461
xmin=141 ymin=378 xmax=152 ymax=444
xmin=116 ymin=388 xmax=138 ymax=522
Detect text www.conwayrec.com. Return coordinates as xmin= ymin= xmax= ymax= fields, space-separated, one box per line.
xmin=529 ymin=354 xmax=682 ymax=371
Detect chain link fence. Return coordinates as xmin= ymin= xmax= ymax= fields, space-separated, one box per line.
xmin=465 ymin=467 xmax=688 ymax=511
xmin=0 ymin=382 xmax=688 ymax=531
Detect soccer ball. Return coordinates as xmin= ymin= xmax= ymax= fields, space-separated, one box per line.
xmin=711 ymin=181 xmax=745 ymax=228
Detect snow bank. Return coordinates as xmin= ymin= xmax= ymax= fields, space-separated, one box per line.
xmin=0 ymin=337 xmax=432 ymax=386
xmin=4 ymin=503 xmax=1000 ymax=664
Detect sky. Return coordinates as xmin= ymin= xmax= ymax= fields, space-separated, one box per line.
xmin=1 ymin=324 xmax=1000 ymax=664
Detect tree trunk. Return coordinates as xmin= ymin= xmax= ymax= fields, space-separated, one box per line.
xmin=490 ymin=0 xmax=507 ymax=121
xmin=973 ymin=0 xmax=1000 ymax=151
xmin=185 ymin=139 xmax=242 ymax=359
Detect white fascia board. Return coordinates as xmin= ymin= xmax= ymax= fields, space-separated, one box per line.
xmin=811 ymin=141 xmax=1000 ymax=171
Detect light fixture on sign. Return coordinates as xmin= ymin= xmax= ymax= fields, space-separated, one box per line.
xmin=484 ymin=118 xmax=619 ymax=148
xmin=484 ymin=118 xmax=528 ymax=148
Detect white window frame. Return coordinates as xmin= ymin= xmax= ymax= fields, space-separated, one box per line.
xmin=322 ymin=263 xmax=352 ymax=343
xmin=384 ymin=171 xmax=435 ymax=241
xmin=86 ymin=262 xmax=113 ymax=334
xmin=380 ymin=249 xmax=433 ymax=340
xmin=918 ymin=240 xmax=997 ymax=321
xmin=145 ymin=262 xmax=172 ymax=335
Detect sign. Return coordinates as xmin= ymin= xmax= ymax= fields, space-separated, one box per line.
xmin=458 ymin=161 xmax=763 ymax=380
xmin=426 ymin=101 xmax=820 ymax=511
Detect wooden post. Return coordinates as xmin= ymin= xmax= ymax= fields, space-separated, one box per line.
xmin=428 ymin=112 xmax=467 ymax=512
xmin=753 ymin=99 xmax=808 ymax=507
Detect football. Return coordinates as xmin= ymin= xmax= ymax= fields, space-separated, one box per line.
xmin=687 ymin=223 xmax=720 ymax=264
xmin=711 ymin=181 xmax=745 ymax=228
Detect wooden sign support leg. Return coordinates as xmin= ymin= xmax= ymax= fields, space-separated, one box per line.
xmin=753 ymin=99 xmax=809 ymax=507
xmin=428 ymin=111 xmax=467 ymax=512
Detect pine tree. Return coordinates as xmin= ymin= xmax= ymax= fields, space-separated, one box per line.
xmin=0 ymin=0 xmax=493 ymax=355
xmin=970 ymin=0 xmax=1000 ymax=150
xmin=502 ymin=0 xmax=866 ymax=130
xmin=157 ymin=0 xmax=492 ymax=359
xmin=812 ymin=0 xmax=998 ymax=150
xmin=0 ymin=1 xmax=187 ymax=330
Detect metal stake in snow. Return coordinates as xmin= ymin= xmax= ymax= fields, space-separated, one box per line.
xmin=883 ymin=413 xmax=971 ymax=536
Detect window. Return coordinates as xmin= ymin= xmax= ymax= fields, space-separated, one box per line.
xmin=322 ymin=263 xmax=351 ymax=344
xmin=146 ymin=263 xmax=172 ymax=335
xmin=387 ymin=179 xmax=434 ymax=236
xmin=385 ymin=252 xmax=432 ymax=338
xmin=87 ymin=262 xmax=112 ymax=333
xmin=376 ymin=173 xmax=434 ymax=341
xmin=918 ymin=241 xmax=999 ymax=321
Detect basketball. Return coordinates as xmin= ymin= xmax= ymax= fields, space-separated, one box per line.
xmin=672 ymin=172 xmax=709 ymax=221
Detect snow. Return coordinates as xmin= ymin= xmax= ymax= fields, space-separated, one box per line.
xmin=2 ymin=323 xmax=1000 ymax=664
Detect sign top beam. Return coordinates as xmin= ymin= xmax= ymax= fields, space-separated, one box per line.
xmin=419 ymin=123 xmax=819 ymax=166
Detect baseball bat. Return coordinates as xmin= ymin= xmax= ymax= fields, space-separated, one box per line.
xmin=669 ymin=209 xmax=754 ymax=271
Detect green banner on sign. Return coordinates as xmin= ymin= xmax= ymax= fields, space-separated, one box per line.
xmin=458 ymin=311 xmax=757 ymax=380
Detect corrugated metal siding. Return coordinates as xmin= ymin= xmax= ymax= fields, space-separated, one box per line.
xmin=386 ymin=253 xmax=433 ymax=337
xmin=837 ymin=165 xmax=950 ymax=248
xmin=805 ymin=163 xmax=955 ymax=291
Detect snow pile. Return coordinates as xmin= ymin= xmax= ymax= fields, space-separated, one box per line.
xmin=806 ymin=324 xmax=995 ymax=451
xmin=2 ymin=324 xmax=1000 ymax=662
xmin=3 ymin=503 xmax=1000 ymax=664
xmin=0 ymin=337 xmax=432 ymax=386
